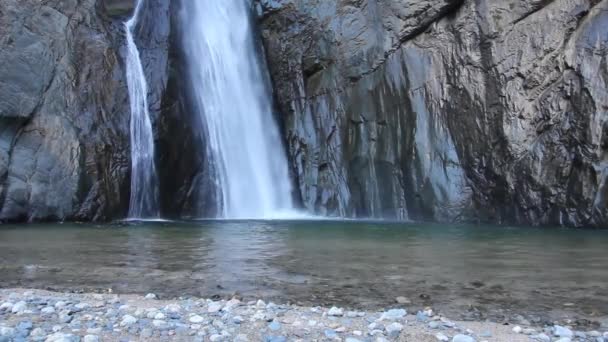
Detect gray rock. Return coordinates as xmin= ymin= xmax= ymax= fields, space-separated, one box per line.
xmin=257 ymin=0 xmax=608 ymax=227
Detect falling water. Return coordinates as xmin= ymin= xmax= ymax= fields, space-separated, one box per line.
xmin=181 ymin=0 xmax=295 ymax=219
xmin=124 ymin=0 xmax=159 ymax=219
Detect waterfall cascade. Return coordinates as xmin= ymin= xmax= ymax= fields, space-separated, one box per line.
xmin=180 ymin=0 xmax=295 ymax=219
xmin=124 ymin=0 xmax=159 ymax=219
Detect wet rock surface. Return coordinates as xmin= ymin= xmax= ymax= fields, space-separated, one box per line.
xmin=257 ymin=0 xmax=608 ymax=227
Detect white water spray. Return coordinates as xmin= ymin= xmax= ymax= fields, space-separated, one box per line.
xmin=124 ymin=0 xmax=159 ymax=219
xmin=181 ymin=0 xmax=295 ymax=219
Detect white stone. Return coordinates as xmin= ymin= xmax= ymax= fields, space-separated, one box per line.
xmin=11 ymin=301 xmax=27 ymax=314
xmin=154 ymin=312 xmax=166 ymax=320
xmin=145 ymin=293 xmax=157 ymax=300
xmin=45 ymin=333 xmax=78 ymax=342
xmin=452 ymin=335 xmax=476 ymax=342
xmin=75 ymin=303 xmax=90 ymax=310
xmin=346 ymin=338 xmax=363 ymax=342
xmin=554 ymin=338 xmax=572 ymax=342
xmin=435 ymin=333 xmax=449 ymax=342
xmin=31 ymin=328 xmax=46 ymax=337
xmin=84 ymin=335 xmax=100 ymax=342
xmin=0 ymin=302 xmax=13 ymax=311
xmin=0 ymin=326 xmax=16 ymax=337
xmin=165 ymin=303 xmax=182 ymax=313
xmin=52 ymin=325 xmax=63 ymax=333
xmin=395 ymin=296 xmax=411 ymax=304
xmin=523 ymin=328 xmax=537 ymax=335
xmin=588 ymin=331 xmax=601 ymax=337
xmin=54 ymin=301 xmax=67 ymax=309
xmin=120 ymin=314 xmax=137 ymax=326
xmin=512 ymin=326 xmax=522 ymax=334
xmin=118 ymin=305 xmax=130 ymax=311
xmin=42 ymin=307 xmax=56 ymax=315
xmin=86 ymin=328 xmax=102 ymax=334
xmin=256 ymin=300 xmax=266 ymax=308
xmin=208 ymin=302 xmax=222 ymax=313
xmin=328 ymin=306 xmax=344 ymax=316
xmin=210 ymin=334 xmax=223 ymax=341
xmin=380 ymin=308 xmax=407 ymax=320
xmin=189 ymin=315 xmax=205 ymax=323
xmin=353 ymin=330 xmax=362 ymax=336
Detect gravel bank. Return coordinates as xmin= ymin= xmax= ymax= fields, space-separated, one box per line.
xmin=0 ymin=289 xmax=605 ymax=342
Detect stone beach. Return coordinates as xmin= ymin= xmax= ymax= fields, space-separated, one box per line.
xmin=0 ymin=289 xmax=606 ymax=342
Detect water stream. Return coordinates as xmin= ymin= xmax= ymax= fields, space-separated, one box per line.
xmin=180 ymin=0 xmax=294 ymax=219
xmin=124 ymin=0 xmax=159 ymax=219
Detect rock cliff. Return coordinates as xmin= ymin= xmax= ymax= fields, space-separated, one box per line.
xmin=0 ymin=0 xmax=171 ymax=221
xmin=256 ymin=0 xmax=608 ymax=227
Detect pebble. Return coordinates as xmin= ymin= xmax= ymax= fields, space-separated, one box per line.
xmin=452 ymin=334 xmax=476 ymax=342
xmin=380 ymin=308 xmax=406 ymax=320
xmin=0 ymin=303 xmax=13 ymax=311
xmin=189 ymin=315 xmax=205 ymax=323
xmin=83 ymin=335 xmax=99 ymax=342
xmin=120 ymin=315 xmax=137 ymax=327
xmin=328 ymin=307 xmax=344 ymax=316
xmin=429 ymin=321 xmax=440 ymax=329
xmin=44 ymin=333 xmax=79 ymax=342
xmin=208 ymin=302 xmax=222 ymax=313
xmin=144 ymin=293 xmax=157 ymax=300
xmin=554 ymin=338 xmax=572 ymax=342
xmin=268 ymin=321 xmax=281 ymax=331
xmin=512 ymin=325 xmax=522 ymax=333
xmin=553 ymin=325 xmax=574 ymax=338
xmin=436 ymin=332 xmax=450 ymax=341
xmin=395 ymin=296 xmax=411 ymax=304
xmin=140 ymin=328 xmax=153 ymax=338
xmin=11 ymin=301 xmax=27 ymax=314
xmin=346 ymin=338 xmax=363 ymax=342
xmin=41 ymin=307 xmax=56 ymax=315
xmin=531 ymin=333 xmax=551 ymax=342
xmin=386 ymin=322 xmax=403 ymax=337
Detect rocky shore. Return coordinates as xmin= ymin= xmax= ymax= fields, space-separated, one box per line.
xmin=0 ymin=289 xmax=606 ymax=342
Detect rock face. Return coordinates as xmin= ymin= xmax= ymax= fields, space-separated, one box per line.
xmin=257 ymin=0 xmax=608 ymax=226
xmin=0 ymin=0 xmax=171 ymax=222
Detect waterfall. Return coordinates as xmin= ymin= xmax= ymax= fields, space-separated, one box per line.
xmin=124 ymin=0 xmax=159 ymax=219
xmin=180 ymin=0 xmax=295 ymax=219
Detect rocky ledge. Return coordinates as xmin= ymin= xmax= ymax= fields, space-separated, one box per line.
xmin=0 ymin=289 xmax=606 ymax=342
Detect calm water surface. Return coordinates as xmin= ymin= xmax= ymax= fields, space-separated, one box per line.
xmin=0 ymin=221 xmax=607 ymax=325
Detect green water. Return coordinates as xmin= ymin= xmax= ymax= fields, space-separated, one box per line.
xmin=0 ymin=220 xmax=606 ymax=325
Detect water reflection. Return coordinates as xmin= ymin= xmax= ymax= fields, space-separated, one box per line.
xmin=0 ymin=221 xmax=607 ymax=323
